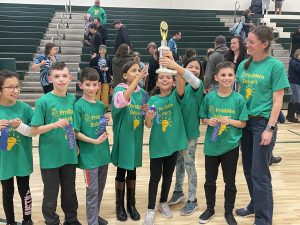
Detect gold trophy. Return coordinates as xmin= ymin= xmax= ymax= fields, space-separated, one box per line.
xmin=156 ymin=21 xmax=177 ymax=75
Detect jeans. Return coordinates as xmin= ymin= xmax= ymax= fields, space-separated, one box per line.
xmin=290 ymin=83 xmax=300 ymax=103
xmin=174 ymin=138 xmax=198 ymax=201
xmin=241 ymin=117 xmax=275 ymax=225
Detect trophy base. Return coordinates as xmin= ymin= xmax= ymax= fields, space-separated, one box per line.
xmin=156 ymin=67 xmax=177 ymax=75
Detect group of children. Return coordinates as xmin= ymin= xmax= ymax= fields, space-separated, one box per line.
xmin=1 ymin=48 xmax=248 ymax=225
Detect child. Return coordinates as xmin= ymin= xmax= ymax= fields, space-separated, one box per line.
xmin=73 ymin=67 xmax=110 ymax=225
xmin=143 ymin=52 xmax=187 ymax=225
xmin=30 ymin=62 xmax=82 ymax=225
xmin=111 ymin=61 xmax=148 ymax=222
xmin=0 ymin=70 xmax=34 ymax=225
xmin=162 ymin=56 xmax=204 ymax=216
xmin=198 ymin=61 xmax=248 ymax=225
xmin=90 ymin=45 xmax=112 ymax=107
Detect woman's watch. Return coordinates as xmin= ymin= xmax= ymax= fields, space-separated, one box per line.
xmin=265 ymin=124 xmax=275 ymax=132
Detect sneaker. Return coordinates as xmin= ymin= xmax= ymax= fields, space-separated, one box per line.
xmin=168 ymin=191 xmax=185 ymax=205
xmin=225 ymin=213 xmax=237 ymax=225
xmin=22 ymin=220 xmax=34 ymax=225
xmin=98 ymin=216 xmax=108 ymax=225
xmin=180 ymin=200 xmax=199 ymax=216
xmin=235 ymin=207 xmax=254 ymax=217
xmin=144 ymin=209 xmax=155 ymax=225
xmin=198 ymin=209 xmax=215 ymax=224
xmin=158 ymin=202 xmax=173 ymax=219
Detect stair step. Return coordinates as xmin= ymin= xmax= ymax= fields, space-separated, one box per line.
xmin=40 ymin=39 xmax=83 ymax=47
xmin=49 ymin=23 xmax=85 ymax=29
xmin=21 ymin=81 xmax=77 ymax=87
xmin=47 ymin=28 xmax=85 ymax=35
xmin=44 ymin=33 xmax=84 ymax=41
xmin=20 ymin=87 xmax=76 ymax=94
xmin=33 ymin=54 xmax=80 ymax=62
xmin=38 ymin=46 xmax=82 ymax=54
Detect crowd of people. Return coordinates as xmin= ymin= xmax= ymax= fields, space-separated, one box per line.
xmin=0 ymin=1 xmax=299 ymax=225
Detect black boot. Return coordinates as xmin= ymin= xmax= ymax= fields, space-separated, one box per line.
xmin=115 ymin=179 xmax=127 ymax=221
xmin=286 ymin=102 xmax=299 ymax=123
xmin=126 ymin=179 xmax=140 ymax=221
xmin=270 ymin=154 xmax=282 ymax=165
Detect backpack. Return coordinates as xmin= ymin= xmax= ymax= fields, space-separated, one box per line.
xmin=230 ymin=20 xmax=243 ymax=35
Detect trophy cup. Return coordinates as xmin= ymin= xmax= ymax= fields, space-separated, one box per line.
xmin=156 ymin=21 xmax=177 ymax=75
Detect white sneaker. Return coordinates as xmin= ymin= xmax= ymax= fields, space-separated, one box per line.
xmin=144 ymin=209 xmax=155 ymax=225
xmin=158 ymin=202 xmax=173 ymax=219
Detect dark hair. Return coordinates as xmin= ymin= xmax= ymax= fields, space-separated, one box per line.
xmin=79 ymin=67 xmax=99 ymax=82
xmin=93 ymin=17 xmax=101 ymax=23
xmin=173 ymin=30 xmax=181 ymax=36
xmin=120 ymin=61 xmax=139 ymax=82
xmin=0 ymin=70 xmax=19 ymax=90
xmin=45 ymin=43 xmax=57 ymax=55
xmin=50 ymin=61 xmax=68 ymax=75
xmin=183 ymin=57 xmax=203 ymax=80
xmin=215 ymin=61 xmax=236 ymax=75
xmin=182 ymin=48 xmax=197 ymax=65
xmin=243 ymin=9 xmax=251 ymax=17
xmin=244 ymin=25 xmax=273 ymax=70
xmin=294 ymin=49 xmax=300 ymax=58
xmin=115 ymin=43 xmax=129 ymax=58
xmin=225 ymin=36 xmax=247 ymax=63
xmin=113 ymin=19 xmax=121 ymax=25
xmin=89 ymin=23 xmax=97 ymax=30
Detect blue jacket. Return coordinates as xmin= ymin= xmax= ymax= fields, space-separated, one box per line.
xmin=288 ymin=58 xmax=300 ymax=85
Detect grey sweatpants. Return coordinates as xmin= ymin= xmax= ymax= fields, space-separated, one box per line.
xmin=84 ymin=165 xmax=108 ymax=225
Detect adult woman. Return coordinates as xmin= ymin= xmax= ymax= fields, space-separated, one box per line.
xmin=236 ymin=26 xmax=289 ymax=225
xmin=225 ymin=36 xmax=247 ymax=71
xmin=32 ymin=43 xmax=59 ymax=94
xmin=240 ymin=9 xmax=254 ymax=40
xmin=112 ymin=43 xmax=132 ymax=88
xmin=286 ymin=49 xmax=300 ymax=123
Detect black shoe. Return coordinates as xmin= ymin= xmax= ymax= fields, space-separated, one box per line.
xmin=126 ymin=179 xmax=140 ymax=221
xmin=198 ymin=209 xmax=215 ymax=224
xmin=6 ymin=223 xmax=17 ymax=225
xmin=63 ymin=221 xmax=82 ymax=225
xmin=270 ymin=155 xmax=282 ymax=165
xmin=115 ymin=180 xmax=128 ymax=221
xmin=235 ymin=207 xmax=254 ymax=217
xmin=98 ymin=216 xmax=108 ymax=225
xmin=287 ymin=117 xmax=299 ymax=123
xmin=22 ymin=220 xmax=34 ymax=225
xmin=225 ymin=213 xmax=237 ymax=225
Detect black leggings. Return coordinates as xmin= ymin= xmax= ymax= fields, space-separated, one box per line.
xmin=115 ymin=167 xmax=136 ymax=182
xmin=1 ymin=176 xmax=32 ymax=223
xmin=148 ymin=151 xmax=178 ymax=209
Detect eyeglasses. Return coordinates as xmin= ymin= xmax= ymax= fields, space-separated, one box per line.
xmin=2 ymin=85 xmax=22 ymax=92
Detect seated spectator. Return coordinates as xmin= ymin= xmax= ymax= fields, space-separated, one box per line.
xmin=32 ymin=43 xmax=60 ymax=94
xmin=86 ymin=0 xmax=107 ymax=24
xmin=113 ymin=20 xmax=131 ymax=53
xmin=94 ymin=17 xmax=108 ymax=45
xmin=112 ymin=43 xmax=132 ymax=87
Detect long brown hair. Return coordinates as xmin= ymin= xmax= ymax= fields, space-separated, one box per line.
xmin=244 ymin=26 xmax=273 ymax=70
xmin=115 ymin=43 xmax=129 ymax=58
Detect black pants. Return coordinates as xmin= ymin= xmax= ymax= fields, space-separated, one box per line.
xmin=115 ymin=167 xmax=136 ymax=182
xmin=148 ymin=151 xmax=178 ymax=209
xmin=204 ymin=147 xmax=239 ymax=213
xmin=42 ymin=83 xmax=53 ymax=94
xmin=1 ymin=176 xmax=32 ymax=223
xmin=41 ymin=164 xmax=79 ymax=225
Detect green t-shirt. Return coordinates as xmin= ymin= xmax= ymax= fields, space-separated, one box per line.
xmin=87 ymin=6 xmax=107 ymax=24
xmin=148 ymin=90 xmax=187 ymax=159
xmin=73 ymin=98 xmax=110 ymax=169
xmin=111 ymin=85 xmax=146 ymax=170
xmin=31 ymin=92 xmax=78 ymax=169
xmin=236 ymin=56 xmax=290 ymax=118
xmin=199 ymin=90 xmax=248 ymax=156
xmin=0 ymin=101 xmax=33 ymax=180
xmin=181 ymin=81 xmax=204 ymax=140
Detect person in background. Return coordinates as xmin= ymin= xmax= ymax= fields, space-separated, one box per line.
xmin=262 ymin=0 xmax=271 ymax=14
xmin=181 ymin=48 xmax=197 ymax=66
xmin=32 ymin=43 xmax=60 ymax=94
xmin=145 ymin=42 xmax=159 ymax=94
xmin=85 ymin=23 xmax=103 ymax=59
xmin=240 ymin=9 xmax=255 ymax=41
xmin=113 ymin=20 xmax=131 ymax=53
xmin=132 ymin=52 xmax=146 ymax=88
xmin=290 ymin=26 xmax=300 ymax=57
xmin=168 ymin=31 xmax=182 ymax=61
xmin=273 ymin=0 xmax=285 ymax=14
xmin=94 ymin=17 xmax=108 ymax=45
xmin=202 ymin=48 xmax=214 ymax=77
xmin=86 ymin=0 xmax=107 ymax=24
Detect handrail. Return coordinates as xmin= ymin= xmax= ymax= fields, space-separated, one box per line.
xmin=60 ymin=12 xmax=66 ymax=39
xmin=56 ymin=23 xmax=62 ymax=53
xmin=50 ymin=37 xmax=54 ymax=43
xmin=69 ymin=0 xmax=72 ymax=19
xmin=64 ymin=4 xmax=69 ymax=29
xmin=233 ymin=1 xmax=240 ymax=23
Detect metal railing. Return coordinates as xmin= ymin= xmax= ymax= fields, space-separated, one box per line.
xmin=233 ymin=1 xmax=240 ymax=23
xmin=56 ymin=23 xmax=62 ymax=53
xmin=69 ymin=0 xmax=72 ymax=19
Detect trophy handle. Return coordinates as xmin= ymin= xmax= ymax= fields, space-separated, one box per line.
xmin=160 ymin=21 xmax=168 ymax=41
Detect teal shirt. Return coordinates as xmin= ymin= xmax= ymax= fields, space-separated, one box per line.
xmin=111 ymin=85 xmax=146 ymax=170
xmin=181 ymin=81 xmax=204 ymax=140
xmin=73 ymin=98 xmax=110 ymax=169
xmin=0 ymin=101 xmax=33 ymax=180
xmin=148 ymin=90 xmax=187 ymax=159
xmin=87 ymin=5 xmax=107 ymax=24
xmin=199 ymin=90 xmax=248 ymax=156
xmin=31 ymin=93 xmax=78 ymax=169
xmin=236 ymin=56 xmax=290 ymax=118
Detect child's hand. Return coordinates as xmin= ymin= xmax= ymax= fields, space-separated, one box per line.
xmin=219 ymin=117 xmax=231 ymax=125
xmin=54 ymin=119 xmax=69 ymax=128
xmin=139 ymin=64 xmax=149 ymax=80
xmin=141 ymin=104 xmax=149 ymax=113
xmin=145 ymin=109 xmax=156 ymax=121
xmin=0 ymin=120 xmax=9 ymax=130
xmin=103 ymin=113 xmax=110 ymax=123
xmin=208 ymin=118 xmax=219 ymax=127
xmin=94 ymin=132 xmax=108 ymax=144
xmin=10 ymin=118 xmax=22 ymax=129
xmin=161 ymin=49 xmax=175 ymax=61
xmin=159 ymin=56 xmax=177 ymax=70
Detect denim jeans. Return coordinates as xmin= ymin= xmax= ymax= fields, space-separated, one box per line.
xmin=241 ymin=117 xmax=275 ymax=225
xmin=290 ymin=83 xmax=300 ymax=103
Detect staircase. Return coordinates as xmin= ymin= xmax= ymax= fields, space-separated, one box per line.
xmin=19 ymin=11 xmax=85 ymax=107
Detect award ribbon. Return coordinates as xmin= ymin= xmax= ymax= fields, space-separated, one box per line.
xmin=211 ymin=123 xmax=221 ymax=142
xmin=65 ymin=124 xmax=76 ymax=150
xmin=0 ymin=126 xmax=9 ymax=151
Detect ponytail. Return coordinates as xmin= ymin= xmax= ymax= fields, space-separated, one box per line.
xmin=243 ymin=56 xmax=253 ymax=70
